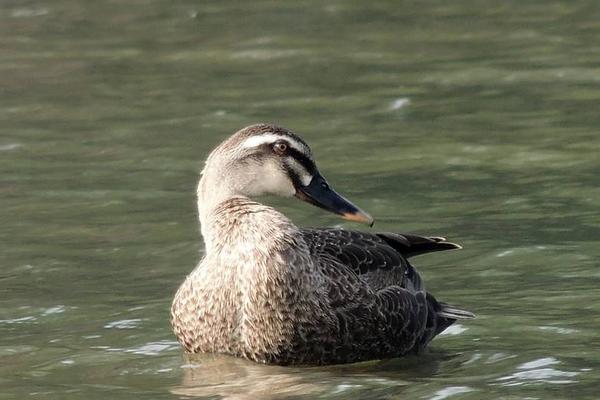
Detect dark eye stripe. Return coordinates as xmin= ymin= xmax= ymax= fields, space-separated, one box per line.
xmin=287 ymin=148 xmax=316 ymax=175
xmin=283 ymin=164 xmax=303 ymax=188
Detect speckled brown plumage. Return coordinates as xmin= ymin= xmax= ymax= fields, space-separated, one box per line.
xmin=170 ymin=124 xmax=474 ymax=366
xmin=171 ymin=197 xmax=472 ymax=365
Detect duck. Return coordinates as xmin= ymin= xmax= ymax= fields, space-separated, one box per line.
xmin=171 ymin=123 xmax=474 ymax=365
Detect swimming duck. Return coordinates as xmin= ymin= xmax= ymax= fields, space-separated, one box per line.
xmin=171 ymin=123 xmax=474 ymax=365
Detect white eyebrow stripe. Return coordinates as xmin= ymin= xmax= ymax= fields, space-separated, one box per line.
xmin=241 ymin=133 xmax=306 ymax=154
xmin=286 ymin=158 xmax=313 ymax=186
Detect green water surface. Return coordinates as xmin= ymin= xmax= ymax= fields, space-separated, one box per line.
xmin=2 ymin=1 xmax=600 ymax=399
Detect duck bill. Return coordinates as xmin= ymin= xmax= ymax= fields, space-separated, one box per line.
xmin=294 ymin=173 xmax=374 ymax=226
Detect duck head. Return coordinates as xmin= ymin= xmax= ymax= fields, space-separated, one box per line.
xmin=199 ymin=123 xmax=373 ymax=226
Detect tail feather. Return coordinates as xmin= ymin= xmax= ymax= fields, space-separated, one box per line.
xmin=377 ymin=233 xmax=462 ymax=258
xmin=437 ymin=302 xmax=475 ymax=320
xmin=412 ymin=294 xmax=475 ymax=352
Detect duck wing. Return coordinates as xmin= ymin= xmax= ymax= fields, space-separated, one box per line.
xmin=300 ymin=228 xmax=461 ymax=291
xmin=318 ymin=258 xmax=432 ymax=361
xmin=298 ymin=228 xmax=473 ymax=362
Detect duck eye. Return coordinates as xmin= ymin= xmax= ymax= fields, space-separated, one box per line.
xmin=273 ymin=141 xmax=288 ymax=154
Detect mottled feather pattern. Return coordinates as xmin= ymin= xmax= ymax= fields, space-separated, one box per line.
xmin=172 ymin=199 xmax=472 ymax=365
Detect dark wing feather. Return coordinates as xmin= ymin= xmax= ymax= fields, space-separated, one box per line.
xmin=372 ymin=286 xmax=430 ymax=355
xmin=312 ymin=258 xmax=431 ymax=361
xmin=297 ymin=228 xmax=471 ymax=362
xmin=300 ymin=228 xmax=461 ymax=292
xmin=376 ymin=232 xmax=462 ymax=258
xmin=300 ymin=229 xmax=402 ymax=274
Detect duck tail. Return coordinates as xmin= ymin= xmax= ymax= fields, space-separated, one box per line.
xmin=377 ymin=233 xmax=462 ymax=258
xmin=437 ymin=302 xmax=475 ymax=320
xmin=411 ymin=294 xmax=474 ymax=351
xmin=428 ymin=294 xmax=474 ymax=338
xmin=433 ymin=301 xmax=475 ymax=338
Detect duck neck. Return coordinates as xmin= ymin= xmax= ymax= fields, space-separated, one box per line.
xmin=196 ymin=168 xmax=240 ymax=253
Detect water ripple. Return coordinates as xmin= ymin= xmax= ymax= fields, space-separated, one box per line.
xmin=103 ymin=319 xmax=142 ymax=329
xmin=439 ymin=323 xmax=468 ymax=336
xmin=9 ymin=8 xmax=48 ymax=18
xmin=496 ymin=357 xmax=580 ymax=385
xmin=430 ymin=386 xmax=475 ymax=400
xmin=518 ymin=357 xmax=559 ymax=370
xmin=126 ymin=340 xmax=180 ymax=356
xmin=0 ymin=143 xmax=22 ymax=151
xmin=539 ymin=326 xmax=579 ymax=335
xmin=42 ymin=306 xmax=66 ymax=316
xmin=0 ymin=316 xmax=36 ymax=324
xmin=102 ymin=340 xmax=180 ymax=356
xmin=388 ymin=98 xmax=411 ymax=110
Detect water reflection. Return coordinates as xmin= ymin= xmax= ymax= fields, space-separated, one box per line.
xmin=172 ymin=352 xmax=457 ymax=399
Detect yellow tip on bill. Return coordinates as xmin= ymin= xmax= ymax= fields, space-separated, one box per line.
xmin=342 ymin=211 xmax=374 ymax=226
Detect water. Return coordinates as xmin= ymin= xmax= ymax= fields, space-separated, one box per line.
xmin=1 ymin=0 xmax=600 ymax=398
